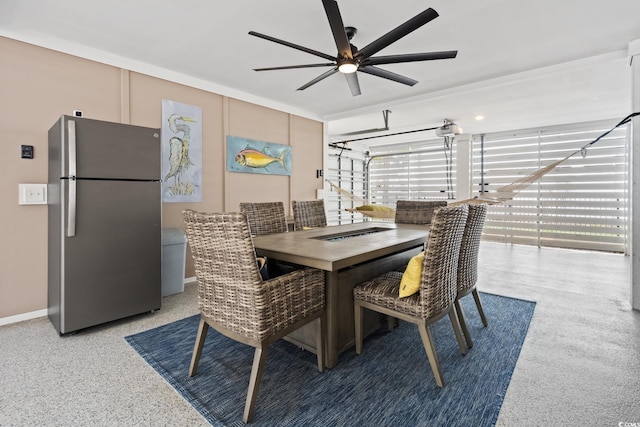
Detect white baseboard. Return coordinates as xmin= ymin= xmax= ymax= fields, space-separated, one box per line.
xmin=0 ymin=309 xmax=47 ymax=326
xmin=1 ymin=278 xmax=197 ymax=327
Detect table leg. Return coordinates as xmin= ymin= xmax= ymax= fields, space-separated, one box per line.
xmin=325 ymin=270 xmax=339 ymax=369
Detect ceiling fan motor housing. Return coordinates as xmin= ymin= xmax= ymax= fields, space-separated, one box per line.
xmin=345 ymin=26 xmax=357 ymax=40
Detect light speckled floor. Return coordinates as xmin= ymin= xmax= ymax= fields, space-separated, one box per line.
xmin=479 ymin=243 xmax=640 ymax=426
xmin=0 ymin=282 xmax=208 ymax=427
xmin=1 ymin=242 xmax=638 ymax=426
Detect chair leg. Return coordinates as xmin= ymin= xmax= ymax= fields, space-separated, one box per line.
xmin=243 ymin=346 xmax=269 ymax=424
xmin=417 ymin=323 xmax=445 ymax=387
xmin=472 ymin=289 xmax=488 ymax=327
xmin=387 ymin=315 xmax=396 ymax=332
xmin=449 ymin=309 xmax=468 ymax=355
xmin=189 ymin=317 xmax=209 ymax=377
xmin=455 ymin=299 xmax=473 ymax=349
xmin=316 ymin=314 xmax=326 ymax=372
xmin=354 ymin=301 xmax=364 ymax=354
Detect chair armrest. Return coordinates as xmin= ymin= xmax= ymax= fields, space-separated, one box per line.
xmin=261 ymin=267 xmax=325 ymax=326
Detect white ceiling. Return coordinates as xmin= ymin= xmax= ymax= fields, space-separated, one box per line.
xmin=2 ymin=0 xmax=640 ymax=144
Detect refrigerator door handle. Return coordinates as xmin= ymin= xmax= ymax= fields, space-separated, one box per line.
xmin=67 ymin=119 xmax=77 ymax=237
xmin=68 ymin=119 xmax=77 ymax=177
xmin=67 ymin=178 xmax=77 ymax=237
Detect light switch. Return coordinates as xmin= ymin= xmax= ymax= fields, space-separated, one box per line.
xmin=21 ymin=145 xmax=34 ymax=159
xmin=19 ymin=184 xmax=47 ymax=205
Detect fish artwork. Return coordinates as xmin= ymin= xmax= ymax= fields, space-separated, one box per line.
xmin=235 ymin=147 xmax=287 ymax=171
xmin=226 ymin=136 xmax=292 ymax=176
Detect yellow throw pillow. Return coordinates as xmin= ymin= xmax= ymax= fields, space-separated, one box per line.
xmin=399 ymin=251 xmax=425 ymax=298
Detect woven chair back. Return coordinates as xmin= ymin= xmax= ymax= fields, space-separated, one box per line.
xmin=395 ymin=200 xmax=448 ymax=225
xmin=292 ymin=200 xmax=327 ymax=230
xmin=239 ymin=202 xmax=288 ymax=236
xmin=182 ymin=210 xmax=267 ymax=340
xmin=419 ymin=204 xmax=468 ymax=318
xmin=457 ymin=204 xmax=488 ymax=295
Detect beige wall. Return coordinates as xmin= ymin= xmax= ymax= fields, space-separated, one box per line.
xmin=0 ymin=36 xmax=324 ymax=319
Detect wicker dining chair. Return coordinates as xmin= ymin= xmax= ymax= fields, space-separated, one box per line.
xmin=182 ymin=210 xmax=326 ymax=423
xmin=240 ymin=201 xmax=299 ymax=276
xmin=454 ymin=203 xmax=489 ymax=349
xmin=292 ymin=200 xmax=327 ymax=230
xmin=390 ymin=200 xmax=449 ymax=301
xmin=239 ymin=201 xmax=288 ymax=236
xmin=394 ymin=200 xmax=448 ymax=225
xmin=353 ymin=204 xmax=469 ymax=387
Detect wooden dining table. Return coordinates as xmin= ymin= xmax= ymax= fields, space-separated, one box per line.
xmin=253 ymin=222 xmax=429 ymax=368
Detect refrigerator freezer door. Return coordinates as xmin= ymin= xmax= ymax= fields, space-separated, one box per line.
xmin=59 ymin=179 xmax=161 ymax=333
xmin=63 ymin=116 xmax=161 ymax=180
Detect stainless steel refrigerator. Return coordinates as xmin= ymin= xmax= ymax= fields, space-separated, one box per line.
xmin=48 ymin=115 xmax=162 ymax=335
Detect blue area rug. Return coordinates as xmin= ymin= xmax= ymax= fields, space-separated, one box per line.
xmin=125 ymin=293 xmax=535 ymax=426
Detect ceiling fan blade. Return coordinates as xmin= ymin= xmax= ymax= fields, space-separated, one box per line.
xmin=322 ymin=0 xmax=353 ymax=59
xmin=249 ymin=31 xmax=335 ymax=62
xmin=355 ymin=8 xmax=439 ymax=60
xmin=297 ymin=68 xmax=339 ymax=91
xmin=254 ymin=63 xmax=336 ymax=71
xmin=365 ymin=51 xmax=458 ymax=66
xmin=344 ymin=72 xmax=361 ymax=96
xmin=358 ymin=66 xmax=418 ymax=86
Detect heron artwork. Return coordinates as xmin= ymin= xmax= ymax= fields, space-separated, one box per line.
xmin=165 ymin=114 xmax=197 ymax=195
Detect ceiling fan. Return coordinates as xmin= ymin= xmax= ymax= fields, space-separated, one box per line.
xmin=248 ymin=0 xmax=457 ymax=97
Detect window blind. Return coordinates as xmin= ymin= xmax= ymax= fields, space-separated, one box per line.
xmin=368 ymin=139 xmax=456 ymax=206
xmin=324 ymin=146 xmax=367 ymax=225
xmin=472 ymin=120 xmax=628 ymax=253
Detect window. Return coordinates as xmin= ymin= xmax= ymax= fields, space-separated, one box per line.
xmin=326 ymin=120 xmax=629 ymax=253
xmin=368 ymin=139 xmax=456 ymax=206
xmin=473 ymin=120 xmax=628 ymax=253
xmin=324 ymin=145 xmax=367 ymax=225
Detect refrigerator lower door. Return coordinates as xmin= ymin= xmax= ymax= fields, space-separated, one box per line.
xmin=59 ymin=179 xmax=161 ymax=334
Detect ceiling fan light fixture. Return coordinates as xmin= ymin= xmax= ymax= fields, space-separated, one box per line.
xmin=338 ymin=60 xmax=358 ymax=74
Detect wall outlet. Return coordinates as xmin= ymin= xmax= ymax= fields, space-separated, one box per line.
xmin=19 ymin=184 xmax=47 ymax=205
